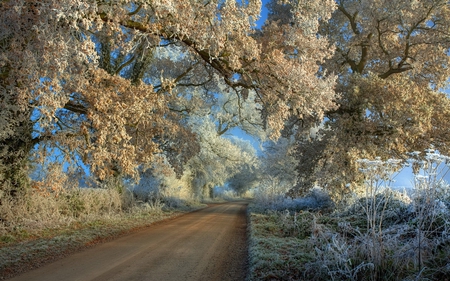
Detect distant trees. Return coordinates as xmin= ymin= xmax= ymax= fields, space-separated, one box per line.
xmin=261 ymin=137 xmax=298 ymax=190
xmin=134 ymin=117 xmax=260 ymax=200
xmin=186 ymin=118 xmax=259 ymax=198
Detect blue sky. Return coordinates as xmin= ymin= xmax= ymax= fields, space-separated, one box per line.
xmin=255 ymin=0 xmax=269 ymax=28
xmin=226 ymin=127 xmax=263 ymax=153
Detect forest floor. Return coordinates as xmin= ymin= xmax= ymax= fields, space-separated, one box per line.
xmin=1 ymin=201 xmax=248 ymax=281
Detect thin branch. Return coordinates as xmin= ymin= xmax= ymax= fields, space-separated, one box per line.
xmin=128 ymin=4 xmax=142 ymax=16
xmin=64 ymin=101 xmax=88 ymax=115
xmin=115 ymin=54 xmax=136 ymax=75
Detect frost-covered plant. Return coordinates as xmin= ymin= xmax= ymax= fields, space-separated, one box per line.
xmin=0 ymin=185 xmax=124 ymax=235
xmin=336 ymin=151 xmax=450 ymax=279
xmin=312 ymin=234 xmax=374 ymax=281
xmin=355 ymin=158 xmax=402 ymax=270
xmin=278 ymin=209 xmax=316 ymax=238
xmin=407 ymin=149 xmax=450 ymax=272
xmin=253 ymin=176 xmax=292 ymax=209
xmin=249 ymin=150 xmax=450 ymax=280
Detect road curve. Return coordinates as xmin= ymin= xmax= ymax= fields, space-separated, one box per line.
xmin=9 ymin=201 xmax=248 ymax=281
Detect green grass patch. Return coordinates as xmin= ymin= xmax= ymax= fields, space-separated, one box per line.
xmin=247 ymin=206 xmax=317 ymax=280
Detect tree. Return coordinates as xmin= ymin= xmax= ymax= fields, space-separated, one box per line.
xmin=289 ymin=0 xmax=450 ymax=198
xmin=186 ymin=117 xmax=258 ymax=198
xmin=167 ymin=73 xmax=264 ymax=198
xmin=0 ymin=0 xmax=337 ymax=196
xmin=261 ymin=136 xmax=298 ymax=191
xmin=0 ymin=0 xmax=96 ymax=194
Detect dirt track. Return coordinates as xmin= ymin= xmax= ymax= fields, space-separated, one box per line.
xmin=8 ymin=201 xmax=248 ymax=281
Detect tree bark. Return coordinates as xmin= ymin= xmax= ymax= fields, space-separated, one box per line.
xmin=0 ymin=112 xmax=34 ymax=198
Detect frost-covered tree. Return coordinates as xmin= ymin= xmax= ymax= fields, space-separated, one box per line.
xmin=285 ymin=0 xmax=450 ymax=198
xmin=186 ymin=117 xmax=258 ymax=198
xmin=0 ymin=0 xmax=337 ymax=196
xmin=214 ymin=84 xmax=267 ymax=140
xmin=227 ymin=162 xmax=260 ymax=196
xmin=261 ymin=137 xmax=298 ymax=191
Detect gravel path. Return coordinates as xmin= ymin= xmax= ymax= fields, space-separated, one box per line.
xmin=8 ymin=201 xmax=249 ymax=281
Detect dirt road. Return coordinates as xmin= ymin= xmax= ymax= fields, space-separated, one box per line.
xmin=8 ymin=201 xmax=248 ymax=281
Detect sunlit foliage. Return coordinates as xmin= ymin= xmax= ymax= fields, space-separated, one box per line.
xmin=0 ymin=0 xmax=337 ymax=196
xmin=288 ymin=0 xmax=450 ymax=198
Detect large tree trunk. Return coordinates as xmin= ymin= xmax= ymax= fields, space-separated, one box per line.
xmin=0 ymin=114 xmax=34 ymax=198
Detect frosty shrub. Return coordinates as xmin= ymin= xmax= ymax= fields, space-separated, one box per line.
xmin=253 ymin=175 xmax=291 ymax=210
xmin=254 ymin=173 xmax=334 ymax=212
xmin=307 ymin=151 xmax=450 ymax=281
xmin=1 ymin=162 xmax=134 ymax=236
xmin=213 ymin=188 xmax=240 ymax=200
xmin=310 ymin=234 xmax=374 ymax=281
xmin=290 ymin=188 xmax=335 ymax=212
xmin=132 ymin=167 xmax=199 ymax=210
xmin=271 ymin=188 xmax=334 ymax=212
xmin=406 ymin=149 xmax=450 ymax=275
xmin=0 ymin=185 xmax=123 ymax=235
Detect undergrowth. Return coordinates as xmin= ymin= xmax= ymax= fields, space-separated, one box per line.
xmin=248 ymin=149 xmax=450 ymax=281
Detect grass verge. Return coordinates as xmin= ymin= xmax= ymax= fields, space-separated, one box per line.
xmin=247 ymin=205 xmax=318 ymax=281
xmin=247 ymin=193 xmax=450 ymax=281
xmin=0 ymin=204 xmax=205 ymax=280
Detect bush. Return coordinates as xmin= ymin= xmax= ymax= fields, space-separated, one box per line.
xmin=254 ymin=182 xmax=334 ymax=213
xmin=0 ymin=186 xmax=125 ymax=232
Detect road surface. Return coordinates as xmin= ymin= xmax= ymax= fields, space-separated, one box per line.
xmin=9 ymin=201 xmax=248 ymax=281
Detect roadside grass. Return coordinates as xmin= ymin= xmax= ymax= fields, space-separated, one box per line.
xmin=247 ymin=198 xmax=450 ymax=281
xmin=0 ymin=188 xmax=205 ymax=280
xmin=247 ymin=209 xmax=317 ymax=280
xmin=248 ymin=152 xmax=450 ymax=281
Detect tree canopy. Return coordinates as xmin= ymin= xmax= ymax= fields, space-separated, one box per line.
xmin=0 ymin=0 xmax=336 ymax=195
xmin=288 ymin=0 xmax=450 ymax=197
xmin=2 ymin=0 xmax=449 ymax=201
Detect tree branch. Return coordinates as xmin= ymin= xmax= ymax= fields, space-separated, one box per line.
xmin=379 ymin=66 xmax=413 ymax=79
xmin=64 ymin=101 xmax=88 ymax=115
xmin=337 ymin=4 xmax=359 ymax=35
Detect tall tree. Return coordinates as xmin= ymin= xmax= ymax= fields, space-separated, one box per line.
xmin=288 ymin=0 xmax=450 ymax=198
xmin=0 ymin=0 xmax=96 ymax=194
